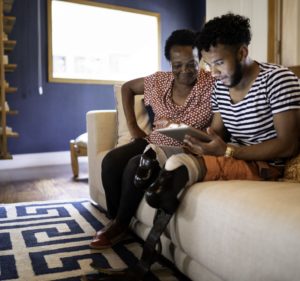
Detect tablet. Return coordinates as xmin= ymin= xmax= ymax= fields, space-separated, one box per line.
xmin=157 ymin=125 xmax=211 ymax=143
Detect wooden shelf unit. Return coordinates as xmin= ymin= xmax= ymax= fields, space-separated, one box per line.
xmin=0 ymin=0 xmax=17 ymax=160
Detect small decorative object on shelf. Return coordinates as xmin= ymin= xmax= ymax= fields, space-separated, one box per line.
xmin=0 ymin=0 xmax=18 ymax=160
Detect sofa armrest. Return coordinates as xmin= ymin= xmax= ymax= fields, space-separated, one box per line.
xmin=86 ymin=110 xmax=117 ymax=155
xmin=87 ymin=110 xmax=117 ymax=207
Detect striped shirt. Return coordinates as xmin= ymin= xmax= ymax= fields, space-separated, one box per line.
xmin=212 ymin=62 xmax=300 ymax=147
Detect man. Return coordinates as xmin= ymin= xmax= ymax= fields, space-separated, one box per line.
xmin=145 ymin=13 xmax=300 ymax=203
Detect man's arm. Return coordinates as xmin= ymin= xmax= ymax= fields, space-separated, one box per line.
xmin=210 ymin=112 xmax=228 ymax=140
xmin=121 ymin=77 xmax=146 ymax=139
xmin=184 ymin=109 xmax=299 ymax=160
xmin=232 ymin=109 xmax=299 ymax=160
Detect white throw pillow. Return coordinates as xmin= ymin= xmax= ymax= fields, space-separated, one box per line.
xmin=283 ymin=152 xmax=300 ymax=182
xmin=114 ymin=84 xmax=152 ymax=147
xmin=75 ymin=133 xmax=88 ymax=148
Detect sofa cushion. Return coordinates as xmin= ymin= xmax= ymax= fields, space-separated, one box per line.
xmin=114 ymin=84 xmax=152 ymax=146
xmin=169 ymin=180 xmax=300 ymax=281
xmin=132 ymin=180 xmax=300 ymax=281
xmin=75 ymin=133 xmax=88 ymax=148
xmin=283 ymin=153 xmax=300 ymax=182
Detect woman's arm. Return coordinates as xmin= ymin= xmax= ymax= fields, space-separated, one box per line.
xmin=121 ymin=77 xmax=147 ymax=139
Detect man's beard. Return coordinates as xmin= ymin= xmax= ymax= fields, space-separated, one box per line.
xmin=228 ymin=59 xmax=243 ymax=88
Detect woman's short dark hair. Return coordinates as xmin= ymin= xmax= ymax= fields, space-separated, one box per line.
xmin=164 ymin=29 xmax=199 ymax=61
xmin=197 ymin=13 xmax=252 ymax=52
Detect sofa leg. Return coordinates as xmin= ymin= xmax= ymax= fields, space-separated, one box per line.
xmin=70 ymin=140 xmax=79 ymax=178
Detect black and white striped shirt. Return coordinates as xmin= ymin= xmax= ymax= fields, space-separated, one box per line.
xmin=212 ymin=62 xmax=300 ymax=147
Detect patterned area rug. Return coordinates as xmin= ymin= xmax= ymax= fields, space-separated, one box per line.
xmin=0 ymin=200 xmax=189 ymax=281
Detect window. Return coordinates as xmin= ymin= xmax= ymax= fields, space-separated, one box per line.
xmin=48 ymin=0 xmax=161 ymax=84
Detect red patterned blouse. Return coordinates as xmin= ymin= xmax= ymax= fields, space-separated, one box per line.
xmin=144 ymin=69 xmax=214 ymax=147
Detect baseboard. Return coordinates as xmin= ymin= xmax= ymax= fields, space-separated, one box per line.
xmin=0 ymin=151 xmax=87 ymax=170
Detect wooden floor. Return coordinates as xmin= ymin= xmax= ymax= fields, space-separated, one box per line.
xmin=0 ymin=163 xmax=90 ymax=203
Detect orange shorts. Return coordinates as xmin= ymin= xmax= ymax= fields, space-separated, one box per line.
xmin=203 ymin=156 xmax=283 ymax=181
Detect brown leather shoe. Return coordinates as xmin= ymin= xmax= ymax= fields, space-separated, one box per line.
xmin=89 ymin=220 xmax=128 ymax=249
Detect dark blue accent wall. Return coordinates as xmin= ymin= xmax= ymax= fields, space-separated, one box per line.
xmin=6 ymin=0 xmax=205 ymax=154
xmin=191 ymin=0 xmax=206 ymax=30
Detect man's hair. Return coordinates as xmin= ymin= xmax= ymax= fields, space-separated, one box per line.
xmin=197 ymin=13 xmax=252 ymax=52
xmin=164 ymin=29 xmax=199 ymax=61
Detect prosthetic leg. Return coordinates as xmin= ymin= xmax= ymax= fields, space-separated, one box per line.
xmin=86 ymin=208 xmax=173 ymax=281
xmin=84 ymin=153 xmax=200 ymax=281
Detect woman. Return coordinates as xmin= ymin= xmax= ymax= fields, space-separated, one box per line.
xmin=90 ymin=29 xmax=214 ymax=249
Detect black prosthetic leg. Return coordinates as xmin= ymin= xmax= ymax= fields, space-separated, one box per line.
xmin=86 ymin=209 xmax=173 ymax=281
xmin=84 ymin=162 xmax=188 ymax=281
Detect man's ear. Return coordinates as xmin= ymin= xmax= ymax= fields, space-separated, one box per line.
xmin=238 ymin=45 xmax=248 ymax=61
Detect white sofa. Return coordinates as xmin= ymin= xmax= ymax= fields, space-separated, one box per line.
xmin=87 ymin=86 xmax=300 ymax=281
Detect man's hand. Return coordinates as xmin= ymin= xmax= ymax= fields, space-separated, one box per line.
xmin=183 ymin=127 xmax=227 ymax=156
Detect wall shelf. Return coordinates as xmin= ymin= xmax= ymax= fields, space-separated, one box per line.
xmin=3 ymin=0 xmax=14 ymax=13
xmin=3 ymin=15 xmax=15 ymax=34
xmin=4 ymin=63 xmax=17 ymax=71
xmin=0 ymin=109 xmax=18 ymax=115
xmin=4 ymin=39 xmax=16 ymax=51
xmin=5 ymin=86 xmax=17 ymax=93
xmin=7 ymin=131 xmax=18 ymax=137
xmin=0 ymin=130 xmax=18 ymax=137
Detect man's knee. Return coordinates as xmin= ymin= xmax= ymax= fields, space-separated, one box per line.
xmin=164 ymin=153 xmax=204 ymax=185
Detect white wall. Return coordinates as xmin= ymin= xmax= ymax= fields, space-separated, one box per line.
xmin=206 ymin=0 xmax=268 ymax=62
xmin=281 ymin=0 xmax=300 ymax=66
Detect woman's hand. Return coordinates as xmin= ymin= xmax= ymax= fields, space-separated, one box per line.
xmin=183 ymin=127 xmax=227 ymax=156
xmin=154 ymin=118 xmax=175 ymax=129
xmin=130 ymin=126 xmax=147 ymax=139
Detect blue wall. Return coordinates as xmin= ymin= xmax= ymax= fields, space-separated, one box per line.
xmin=6 ymin=0 xmax=205 ymax=155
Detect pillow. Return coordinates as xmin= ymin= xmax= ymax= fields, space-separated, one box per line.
xmin=75 ymin=133 xmax=88 ymax=148
xmin=282 ymin=152 xmax=300 ymax=182
xmin=114 ymin=84 xmax=152 ymax=147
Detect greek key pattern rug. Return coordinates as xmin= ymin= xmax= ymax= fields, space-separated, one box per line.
xmin=0 ymin=200 xmax=187 ymax=281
